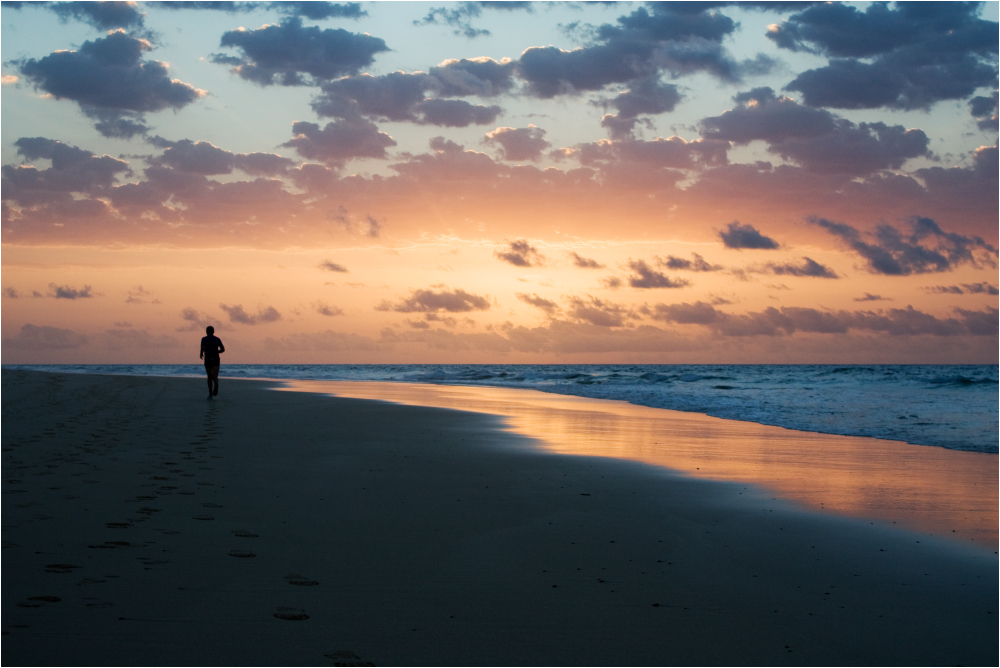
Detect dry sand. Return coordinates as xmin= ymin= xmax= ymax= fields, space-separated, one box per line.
xmin=2 ymin=370 xmax=997 ymax=666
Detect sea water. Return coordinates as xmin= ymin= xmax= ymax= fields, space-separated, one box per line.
xmin=6 ymin=364 xmax=996 ymax=454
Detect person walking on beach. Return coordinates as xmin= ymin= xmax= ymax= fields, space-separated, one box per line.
xmin=200 ymin=326 xmax=225 ymax=399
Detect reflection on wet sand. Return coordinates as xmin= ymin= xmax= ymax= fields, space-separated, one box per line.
xmin=279 ymin=380 xmax=998 ymax=549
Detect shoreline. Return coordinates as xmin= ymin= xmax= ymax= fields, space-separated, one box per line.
xmin=3 ymin=370 xmax=997 ymax=666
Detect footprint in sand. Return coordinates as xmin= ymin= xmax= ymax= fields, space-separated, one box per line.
xmin=45 ymin=564 xmax=80 ymax=574
xmin=106 ymin=522 xmax=131 ymax=529
xmin=229 ymin=550 xmax=256 ymax=558
xmin=202 ymin=502 xmax=222 ymax=508
xmin=192 ymin=515 xmax=214 ymax=521
xmin=324 ymin=650 xmax=375 ymax=666
xmin=28 ymin=596 xmax=61 ymax=603
xmin=232 ymin=530 xmax=258 ymax=538
xmin=274 ymin=607 xmax=309 ymax=621
xmin=285 ymin=574 xmax=320 ymax=586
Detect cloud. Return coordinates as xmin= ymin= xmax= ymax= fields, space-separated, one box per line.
xmin=597 ymin=75 xmax=683 ymax=139
xmin=2 ymin=137 xmax=131 ymax=206
xmin=213 ymin=18 xmax=389 ymax=86
xmin=282 ymin=119 xmax=396 ymax=167
xmin=414 ymin=1 xmax=533 ymax=39
xmin=718 ymin=221 xmax=780 ymax=250
xmin=495 ymin=239 xmax=545 ymax=267
xmin=767 ymin=256 xmax=838 ymax=279
xmin=2 ymin=323 xmax=89 ymax=350
xmin=375 ymin=287 xmax=492 ymax=313
xmin=177 ymin=307 xmax=219 ymax=332
xmin=48 ymin=283 xmax=94 ymax=299
xmin=429 ymin=57 xmax=517 ymax=96
xmin=4 ymin=1 xmax=146 ymax=31
xmin=661 ymin=253 xmax=722 ymax=272
xmin=517 ymin=292 xmax=560 ymax=315
xmin=625 ymin=259 xmax=689 ymax=289
xmin=924 ymin=282 xmax=999 ymax=296
xmin=575 ymin=135 xmax=729 ymax=177
xmin=771 ymin=2 xmax=999 ymax=110
xmin=853 ymin=293 xmax=891 ymax=302
xmin=700 ymin=87 xmax=930 ymax=175
xmin=568 ymin=252 xmax=604 ymax=269
xmin=483 ymin=125 xmax=550 ymax=162
xmin=219 ymin=303 xmax=283 ymax=325
xmin=969 ymin=92 xmax=998 ymax=132
xmin=319 ymin=259 xmax=348 ymax=273
xmin=313 ymin=301 xmax=345 ymax=316
xmin=125 ymin=285 xmax=160 ymax=304
xmin=101 ymin=328 xmax=181 ymax=350
xmin=15 ymin=31 xmax=206 ymax=138
xmin=264 ymin=329 xmax=384 ymax=351
xmin=651 ymin=301 xmax=996 ymax=337
xmin=3 ymin=287 xmax=20 ymax=299
xmin=812 ymin=216 xmax=999 ymax=276
xmin=565 ymin=295 xmax=635 ymax=327
xmin=152 ymin=139 xmax=295 ymax=176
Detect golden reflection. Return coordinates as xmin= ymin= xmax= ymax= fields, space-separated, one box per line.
xmin=279 ymin=380 xmax=998 ymax=548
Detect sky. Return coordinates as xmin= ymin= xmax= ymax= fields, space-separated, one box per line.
xmin=1 ymin=0 xmax=997 ymax=364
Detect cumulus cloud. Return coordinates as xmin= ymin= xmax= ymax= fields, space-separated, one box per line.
xmin=48 ymin=283 xmax=94 ymax=299
xmin=282 ymin=119 xmax=396 ymax=167
xmin=651 ymin=301 xmax=996 ymax=337
xmin=15 ymin=31 xmax=206 ymax=138
xmin=661 ymin=253 xmax=722 ymax=272
xmin=125 ymin=285 xmax=160 ymax=304
xmin=598 ymin=76 xmax=683 ymax=139
xmin=517 ymin=292 xmax=560 ymax=315
xmin=565 ymin=295 xmax=635 ymax=327
xmin=767 ymin=257 xmax=838 ymax=279
xmin=313 ymin=301 xmax=345 ymax=316
xmin=2 ymin=323 xmax=88 ymax=350
xmin=4 ymin=1 xmax=145 ymax=31
xmin=177 ymin=307 xmax=219 ymax=332
xmin=213 ymin=18 xmax=389 ymax=86
xmin=568 ymin=252 xmax=604 ymax=269
xmin=483 ymin=125 xmax=550 ymax=161
xmin=625 ymin=259 xmax=690 ymax=289
xmin=969 ymin=92 xmax=999 ymax=132
xmin=700 ymin=87 xmax=929 ymax=175
xmin=414 ymin=1 xmax=533 ymax=39
xmin=152 ymin=139 xmax=295 ymax=176
xmin=812 ymin=216 xmax=999 ymax=276
xmin=718 ymin=221 xmax=780 ymax=250
xmin=2 ymin=137 xmax=131 ymax=207
xmin=3 ymin=287 xmax=21 ymax=299
xmin=854 ymin=293 xmax=891 ymax=302
xmin=319 ymin=259 xmax=348 ymax=273
xmin=495 ymin=239 xmax=545 ymax=267
xmin=150 ymin=2 xmax=367 ymax=20
xmin=576 ymin=135 xmax=729 ymax=174
xmin=219 ymin=303 xmax=282 ymax=325
xmin=429 ymin=57 xmax=517 ymax=96
xmin=924 ymin=282 xmax=999 ymax=296
xmin=375 ymin=287 xmax=492 ymax=313
xmin=771 ymin=3 xmax=998 ymax=111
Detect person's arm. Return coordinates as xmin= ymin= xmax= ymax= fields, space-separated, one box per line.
xmin=199 ymin=339 xmax=205 ymax=360
xmin=218 ymin=340 xmax=225 ymax=355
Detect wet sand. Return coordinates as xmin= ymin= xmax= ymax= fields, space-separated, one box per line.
xmin=2 ymin=370 xmax=997 ymax=666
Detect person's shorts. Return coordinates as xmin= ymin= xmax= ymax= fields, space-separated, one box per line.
xmin=204 ymin=359 xmax=220 ymax=370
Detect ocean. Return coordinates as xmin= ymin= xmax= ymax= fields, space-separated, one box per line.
xmin=6 ymin=364 xmax=996 ymax=454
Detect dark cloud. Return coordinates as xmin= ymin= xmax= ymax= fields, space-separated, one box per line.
xmin=495 ymin=239 xmax=545 ymax=267
xmin=153 ymin=139 xmax=295 ymax=176
xmin=812 ymin=216 xmax=999 ymax=276
xmin=517 ymin=292 xmax=560 ymax=315
xmin=718 ymin=221 xmax=780 ymax=250
xmin=2 ymin=137 xmax=131 ymax=205
xmin=651 ymin=301 xmax=996 ymax=337
xmin=375 ymin=287 xmax=492 ymax=313
xmin=767 ymin=256 xmax=838 ymax=279
xmin=3 ymin=288 xmax=20 ymax=299
xmin=516 ymin=4 xmax=776 ymax=99
xmin=429 ymin=57 xmax=517 ymax=97
xmin=213 ymin=18 xmax=389 ymax=86
xmin=576 ymin=135 xmax=729 ymax=172
xmin=314 ymin=301 xmax=345 ymax=316
xmin=969 ymin=91 xmax=999 ymax=132
xmin=319 ymin=259 xmax=348 ymax=273
xmin=661 ymin=253 xmax=722 ymax=272
xmin=177 ymin=307 xmax=218 ymax=332
xmin=565 ymin=295 xmax=634 ymax=327
xmin=2 ymin=323 xmax=88 ymax=350
xmin=568 ymin=252 xmax=604 ymax=269
xmin=148 ymin=2 xmax=366 ymax=20
xmin=219 ymin=303 xmax=282 ymax=325
xmin=924 ymin=282 xmax=999 ymax=296
xmin=415 ymin=1 xmax=533 ymax=39
xmin=312 ymin=72 xmax=503 ymax=128
xmin=282 ymin=119 xmax=396 ymax=166
xmin=15 ymin=31 xmax=205 ymax=138
xmin=2 ymin=1 xmax=145 ymax=31
xmin=48 ymin=283 xmax=94 ymax=299
xmin=625 ymin=259 xmax=690 ymax=289
xmin=483 ymin=126 xmax=550 ymax=161
xmin=597 ymin=76 xmax=683 ymax=139
xmin=853 ymin=293 xmax=891 ymax=302
xmin=700 ymin=88 xmax=930 ymax=175
xmin=772 ymin=3 xmax=998 ymax=110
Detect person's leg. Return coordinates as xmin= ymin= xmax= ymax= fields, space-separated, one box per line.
xmin=209 ymin=365 xmax=220 ymax=396
xmin=205 ymin=364 xmax=214 ymax=398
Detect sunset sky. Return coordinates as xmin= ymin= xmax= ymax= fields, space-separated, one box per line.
xmin=2 ymin=0 xmax=997 ymax=364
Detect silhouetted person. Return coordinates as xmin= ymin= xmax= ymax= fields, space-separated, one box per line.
xmin=200 ymin=326 xmax=225 ymax=399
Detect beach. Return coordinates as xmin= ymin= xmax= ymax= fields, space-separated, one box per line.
xmin=2 ymin=370 xmax=997 ymax=666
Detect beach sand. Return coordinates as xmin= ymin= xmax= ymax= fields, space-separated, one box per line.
xmin=2 ymin=370 xmax=997 ymax=666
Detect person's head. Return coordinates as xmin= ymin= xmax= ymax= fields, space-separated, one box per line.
xmin=206 ymin=326 xmax=215 ymax=335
